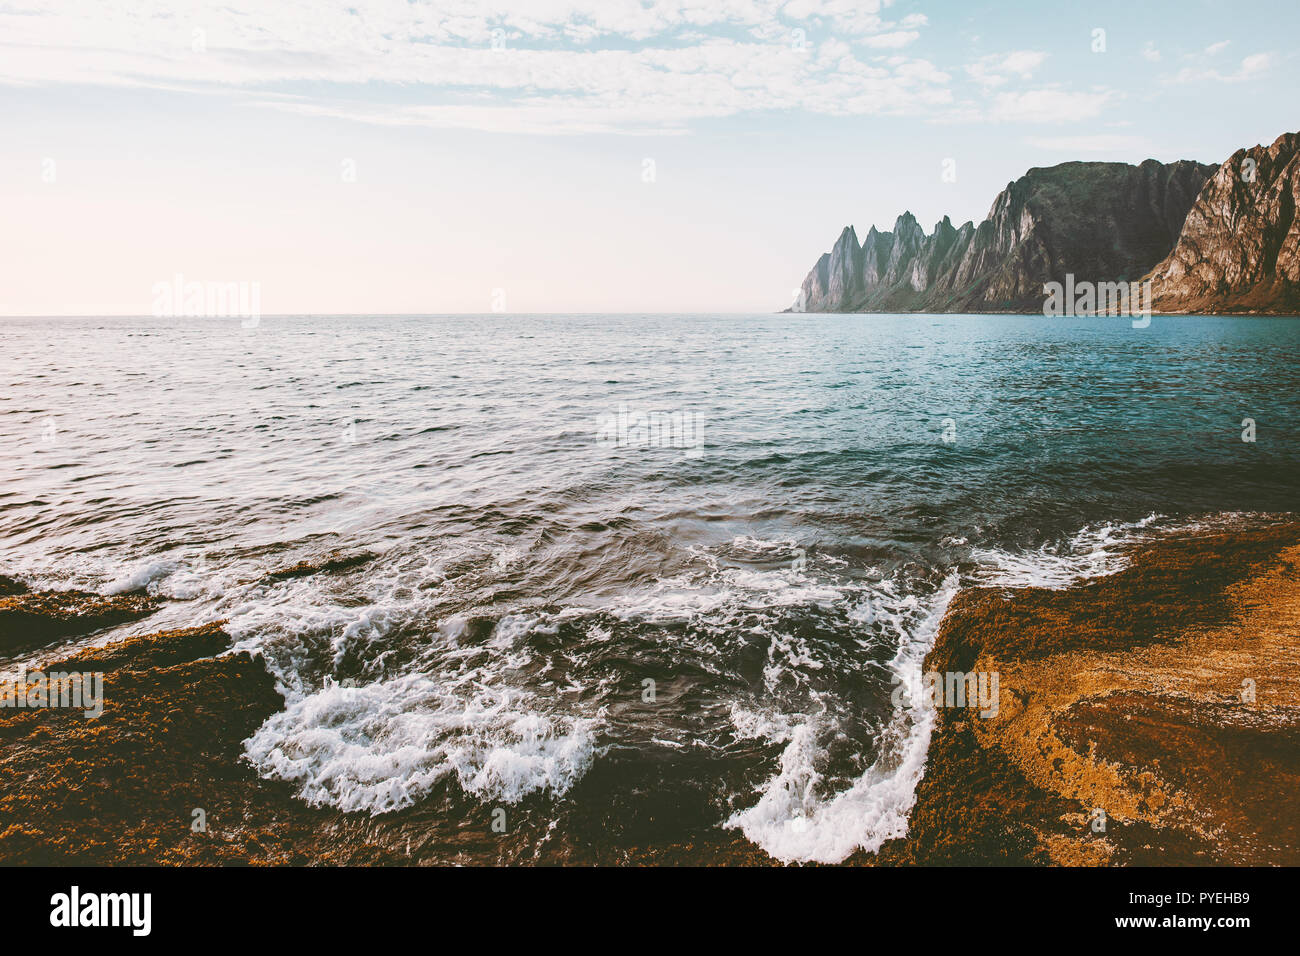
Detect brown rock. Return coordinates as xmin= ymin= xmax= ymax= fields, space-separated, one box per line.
xmin=1150 ymin=131 xmax=1300 ymax=313
xmin=875 ymin=521 xmax=1300 ymax=866
xmin=0 ymin=586 xmax=158 ymax=655
xmin=0 ymin=576 xmax=29 ymax=597
xmin=0 ymin=622 xmax=402 ymax=865
xmin=267 ymin=552 xmax=374 ymax=581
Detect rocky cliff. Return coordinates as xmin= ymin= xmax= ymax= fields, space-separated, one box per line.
xmin=1148 ymin=132 xmax=1300 ymax=313
xmin=790 ymin=137 xmax=1299 ymax=314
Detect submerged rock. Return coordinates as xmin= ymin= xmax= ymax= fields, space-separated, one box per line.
xmin=266 ymin=552 xmax=374 ymax=581
xmin=0 ymin=575 xmax=29 ymax=597
xmin=0 ymin=585 xmax=158 ymax=655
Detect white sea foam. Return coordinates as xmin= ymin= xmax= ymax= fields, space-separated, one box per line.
xmin=492 ymin=545 xmax=524 ymax=571
xmin=243 ymin=672 xmax=599 ymax=814
xmin=10 ymin=548 xmax=238 ymax=606
xmin=970 ymin=513 xmax=1288 ymax=590
xmin=729 ymin=534 xmax=798 ymax=554
xmin=150 ymin=552 xmax=230 ymax=601
xmin=969 ymin=514 xmax=1162 ymax=589
xmin=103 ymin=559 xmax=179 ymax=595
xmin=226 ymin=551 xmax=604 ymax=815
xmin=729 ymin=703 xmax=795 ymax=744
xmin=551 ymin=540 xmax=969 ymax=864
xmin=727 ymin=513 xmax=1221 ymax=861
xmin=606 ymin=553 xmax=847 ymax=626
xmin=724 ymin=570 xmax=960 ymax=864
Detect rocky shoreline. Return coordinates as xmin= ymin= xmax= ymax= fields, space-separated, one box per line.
xmin=0 ymin=576 xmax=157 ymax=657
xmin=871 ymin=521 xmax=1300 ymax=865
xmin=0 ymin=621 xmax=397 ymax=865
xmin=2 ymin=521 xmax=1296 ymax=865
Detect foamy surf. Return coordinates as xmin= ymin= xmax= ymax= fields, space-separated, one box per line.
xmin=969 ymin=514 xmax=1163 ymax=588
xmin=222 ymin=547 xmax=607 ymax=814
xmin=242 ymin=672 xmax=600 ymax=813
xmin=723 ymin=512 xmax=1193 ymax=863
xmin=11 ymin=516 xmax=1269 ymax=859
xmin=724 ymin=570 xmax=959 ymax=864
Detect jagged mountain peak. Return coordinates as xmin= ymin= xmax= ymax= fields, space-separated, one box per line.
xmin=893 ymin=210 xmax=921 ymax=232
xmin=788 ymin=146 xmax=1243 ymax=313
xmin=832 ymin=225 xmax=861 ymax=252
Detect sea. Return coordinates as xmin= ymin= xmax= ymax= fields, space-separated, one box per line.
xmin=3 ymin=312 xmax=1298 ymax=863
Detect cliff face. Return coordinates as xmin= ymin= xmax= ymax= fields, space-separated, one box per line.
xmin=792 ymin=156 xmax=1218 ymax=313
xmin=1148 ymin=132 xmax=1300 ymax=313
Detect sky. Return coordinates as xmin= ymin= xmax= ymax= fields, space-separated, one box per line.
xmin=1 ymin=0 xmax=1296 ymax=315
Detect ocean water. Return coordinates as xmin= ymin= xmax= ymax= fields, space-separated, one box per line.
xmin=3 ymin=313 xmax=1299 ymax=863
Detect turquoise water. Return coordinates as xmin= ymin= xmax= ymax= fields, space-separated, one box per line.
xmin=2 ymin=313 xmax=1297 ymax=862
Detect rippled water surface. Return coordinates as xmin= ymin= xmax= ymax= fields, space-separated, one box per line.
xmin=3 ymin=313 xmax=1299 ymax=862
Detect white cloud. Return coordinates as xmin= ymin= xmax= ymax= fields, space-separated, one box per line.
xmin=779 ymin=0 xmax=893 ymax=36
xmin=966 ymin=50 xmax=1048 ymax=89
xmin=0 ymin=1 xmax=1123 ymax=137
xmin=1167 ymin=51 xmax=1273 ymax=85
xmin=859 ymin=30 xmax=920 ymax=50
xmin=817 ymin=37 xmax=853 ymax=62
xmin=0 ymin=0 xmax=952 ymax=134
xmin=1205 ymin=40 xmax=1230 ymax=55
xmin=990 ymin=88 xmax=1114 ymax=124
xmin=1240 ymin=52 xmax=1273 ymax=75
xmin=939 ymin=49 xmax=1112 ymax=127
xmin=1141 ymin=42 xmax=1160 ymax=63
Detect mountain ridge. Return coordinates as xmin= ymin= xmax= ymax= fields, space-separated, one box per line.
xmin=789 ymin=130 xmax=1300 ymax=315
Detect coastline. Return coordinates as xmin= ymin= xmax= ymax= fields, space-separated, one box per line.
xmin=779 ymin=309 xmax=1300 ymax=316
xmin=2 ymin=520 xmax=1297 ymax=865
xmin=872 ymin=520 xmax=1300 ymax=866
